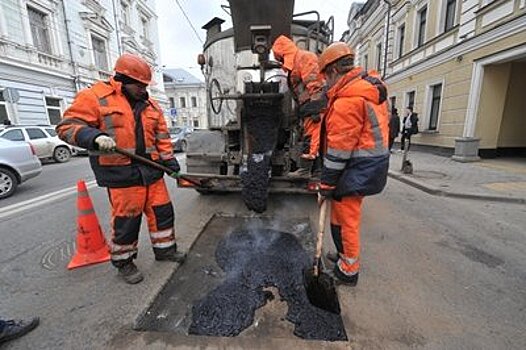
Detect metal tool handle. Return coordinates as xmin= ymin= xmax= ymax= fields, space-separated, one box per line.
xmin=114 ymin=147 xmax=203 ymax=188
xmin=313 ymin=199 xmax=329 ymax=277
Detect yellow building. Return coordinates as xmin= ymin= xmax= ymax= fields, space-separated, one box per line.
xmin=345 ymin=0 xmax=526 ymax=160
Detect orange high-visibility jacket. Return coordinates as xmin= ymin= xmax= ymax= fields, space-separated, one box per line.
xmin=321 ymin=67 xmax=390 ymax=198
xmin=272 ymin=36 xmax=324 ymax=105
xmin=57 ymin=78 xmax=174 ymax=187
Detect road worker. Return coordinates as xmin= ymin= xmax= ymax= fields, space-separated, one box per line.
xmin=271 ymin=35 xmax=326 ymax=175
xmin=57 ymin=53 xmax=185 ymax=284
xmin=317 ymin=42 xmax=390 ymax=286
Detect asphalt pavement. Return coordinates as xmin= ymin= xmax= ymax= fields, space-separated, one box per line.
xmin=1 ymin=154 xmax=525 ymax=349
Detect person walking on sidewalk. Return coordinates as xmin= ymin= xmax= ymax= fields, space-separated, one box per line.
xmin=0 ymin=317 xmax=39 ymax=345
xmin=388 ymin=107 xmax=400 ymax=151
xmin=57 ymin=53 xmax=185 ymax=284
xmin=272 ymin=35 xmax=326 ymax=175
xmin=401 ymin=106 xmax=419 ymax=151
xmin=317 ymin=42 xmax=390 ymax=286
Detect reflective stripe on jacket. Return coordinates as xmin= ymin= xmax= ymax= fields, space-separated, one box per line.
xmin=57 ymin=78 xmax=175 ymax=187
xmin=321 ymin=67 xmax=390 ymax=198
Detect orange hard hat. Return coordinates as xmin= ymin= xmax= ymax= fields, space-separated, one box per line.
xmin=319 ymin=42 xmax=355 ymax=72
xmin=114 ymin=53 xmax=152 ymax=85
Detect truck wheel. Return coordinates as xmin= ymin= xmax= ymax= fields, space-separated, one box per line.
xmin=53 ymin=146 xmax=71 ymax=163
xmin=0 ymin=167 xmax=18 ymax=199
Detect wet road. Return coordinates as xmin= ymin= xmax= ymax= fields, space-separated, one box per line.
xmin=1 ymin=154 xmax=525 ymax=349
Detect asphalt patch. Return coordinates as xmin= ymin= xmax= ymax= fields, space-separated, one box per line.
xmin=189 ymin=229 xmax=347 ymax=341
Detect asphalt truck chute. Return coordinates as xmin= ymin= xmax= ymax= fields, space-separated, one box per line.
xmin=178 ymin=0 xmax=334 ymax=213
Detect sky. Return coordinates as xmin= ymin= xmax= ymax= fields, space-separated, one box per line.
xmin=155 ymin=0 xmax=356 ymax=79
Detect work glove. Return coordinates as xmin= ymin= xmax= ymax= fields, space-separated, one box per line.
xmin=317 ymin=183 xmax=336 ymax=205
xmin=94 ymin=135 xmax=116 ymax=152
xmin=162 ymin=158 xmax=181 ymax=177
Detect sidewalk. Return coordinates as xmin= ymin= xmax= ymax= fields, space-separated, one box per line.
xmin=388 ymin=149 xmax=526 ymax=204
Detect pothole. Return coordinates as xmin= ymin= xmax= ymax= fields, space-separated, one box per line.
xmin=135 ymin=216 xmax=347 ymax=342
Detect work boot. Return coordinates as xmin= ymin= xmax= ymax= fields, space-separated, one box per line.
xmin=326 ymin=251 xmax=339 ymax=263
xmin=154 ymin=245 xmax=186 ymax=264
xmin=331 ymin=265 xmax=359 ymax=287
xmin=0 ymin=318 xmax=39 ymax=344
xmin=118 ymin=262 xmax=144 ymax=284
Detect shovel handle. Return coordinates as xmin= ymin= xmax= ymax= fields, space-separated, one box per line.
xmin=114 ymin=147 xmax=203 ymax=188
xmin=313 ymin=199 xmax=329 ymax=277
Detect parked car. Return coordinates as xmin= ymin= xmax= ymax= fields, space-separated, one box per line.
xmin=45 ymin=127 xmax=88 ymax=156
xmin=169 ymin=127 xmax=193 ymax=152
xmin=0 ymin=125 xmax=76 ymax=162
xmin=0 ymin=138 xmax=42 ymax=199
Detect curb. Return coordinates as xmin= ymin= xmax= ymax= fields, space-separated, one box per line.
xmin=388 ymin=170 xmax=526 ymax=205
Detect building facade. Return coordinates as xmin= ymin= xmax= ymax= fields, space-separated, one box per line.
xmin=163 ymin=69 xmax=207 ymax=129
xmin=0 ymin=0 xmax=165 ymax=126
xmin=346 ymin=0 xmax=526 ymax=159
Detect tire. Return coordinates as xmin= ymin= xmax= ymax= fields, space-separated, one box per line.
xmin=0 ymin=168 xmax=18 ymax=199
xmin=53 ymin=146 xmax=71 ymax=163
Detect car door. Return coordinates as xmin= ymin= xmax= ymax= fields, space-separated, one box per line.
xmin=25 ymin=128 xmax=53 ymax=158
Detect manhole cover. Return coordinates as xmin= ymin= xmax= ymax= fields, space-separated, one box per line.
xmin=135 ymin=216 xmax=347 ymax=342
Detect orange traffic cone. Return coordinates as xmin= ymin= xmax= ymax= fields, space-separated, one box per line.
xmin=67 ymin=180 xmax=111 ymax=269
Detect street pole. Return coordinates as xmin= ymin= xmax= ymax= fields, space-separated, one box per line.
xmin=382 ymin=0 xmax=392 ymax=79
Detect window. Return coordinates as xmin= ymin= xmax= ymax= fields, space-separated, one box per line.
xmin=397 ymin=24 xmax=405 ymax=58
xmin=121 ymin=1 xmax=130 ymax=26
xmin=45 ymin=97 xmax=62 ymax=125
xmin=444 ymin=0 xmax=457 ymax=32
xmin=417 ymin=6 xmax=427 ymax=47
xmin=2 ymin=129 xmax=25 ymax=141
xmin=191 ymin=97 xmax=197 ymax=108
xmin=28 ymin=6 xmax=52 ymax=54
xmin=193 ymin=120 xmax=199 ymax=128
xmin=0 ymin=91 xmax=9 ymax=125
xmin=179 ymin=97 xmax=186 ymax=108
xmin=389 ymin=96 xmax=397 ymax=110
xmin=406 ymin=91 xmax=415 ymax=108
xmin=363 ymin=54 xmax=368 ymax=71
xmin=91 ymin=35 xmax=108 ymax=71
xmin=45 ymin=128 xmax=57 ymax=137
xmin=141 ymin=16 xmax=149 ymax=39
xmin=376 ymin=43 xmax=382 ymax=72
xmin=169 ymin=97 xmax=175 ymax=108
xmin=26 ymin=128 xmax=47 ymax=140
xmin=428 ymin=84 xmax=442 ymax=130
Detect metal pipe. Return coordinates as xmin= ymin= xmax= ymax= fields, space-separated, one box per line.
xmin=61 ymin=0 xmax=80 ymax=92
xmin=382 ymin=0 xmax=392 ymax=79
xmin=111 ymin=0 xmax=123 ymax=55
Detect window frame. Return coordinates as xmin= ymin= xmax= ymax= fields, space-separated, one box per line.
xmin=375 ymin=42 xmax=382 ymax=73
xmin=26 ymin=127 xmax=48 ymax=140
xmin=397 ymin=23 xmax=405 ymax=59
xmin=121 ymin=1 xmax=131 ymax=27
xmin=405 ymin=90 xmax=416 ymax=109
xmin=27 ymin=5 xmax=53 ymax=54
xmin=0 ymin=90 xmax=10 ymax=124
xmin=90 ymin=34 xmax=109 ymax=71
xmin=1 ymin=128 xmax=26 ymax=142
xmin=169 ymin=97 xmax=175 ymax=108
xmin=191 ymin=96 xmax=197 ymax=108
xmin=416 ymin=5 xmax=428 ymax=48
xmin=444 ymin=0 xmax=457 ymax=32
xmin=140 ymin=13 xmax=150 ymax=40
xmin=426 ymin=82 xmax=444 ymax=131
xmin=363 ymin=54 xmax=369 ymax=71
xmin=179 ymin=97 xmax=186 ymax=109
xmin=45 ymin=96 xmax=63 ymax=125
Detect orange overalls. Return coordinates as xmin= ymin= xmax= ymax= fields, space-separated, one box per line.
xmin=321 ymin=68 xmax=390 ymax=281
xmin=272 ymin=36 xmax=325 ymax=158
xmin=57 ymin=78 xmax=178 ymax=267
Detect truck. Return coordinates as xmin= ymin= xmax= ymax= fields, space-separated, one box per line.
xmin=178 ymin=0 xmax=334 ymax=213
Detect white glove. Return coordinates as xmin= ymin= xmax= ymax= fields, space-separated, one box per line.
xmin=95 ymin=135 xmax=116 ymax=152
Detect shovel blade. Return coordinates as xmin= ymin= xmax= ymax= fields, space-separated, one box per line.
xmin=303 ymin=267 xmax=341 ymax=314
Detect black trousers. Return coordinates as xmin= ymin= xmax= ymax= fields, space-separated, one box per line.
xmin=401 ymin=133 xmax=411 ymax=151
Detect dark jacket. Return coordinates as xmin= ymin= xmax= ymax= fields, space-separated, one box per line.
xmin=403 ymin=113 xmax=419 ymax=135
xmin=389 ymin=112 xmax=400 ymax=139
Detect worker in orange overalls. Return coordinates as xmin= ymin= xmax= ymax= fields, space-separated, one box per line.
xmin=57 ymin=53 xmax=185 ymax=284
xmin=272 ymin=35 xmax=326 ymax=175
xmin=317 ymin=43 xmax=390 ymax=286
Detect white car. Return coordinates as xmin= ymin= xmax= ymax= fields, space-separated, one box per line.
xmin=0 ymin=125 xmax=76 ymax=163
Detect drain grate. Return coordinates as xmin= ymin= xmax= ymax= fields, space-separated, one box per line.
xmin=135 ymin=216 xmax=347 ymax=341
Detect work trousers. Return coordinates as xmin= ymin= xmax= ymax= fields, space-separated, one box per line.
xmin=330 ymin=196 xmax=364 ymax=277
xmin=107 ymin=178 xmax=176 ymax=267
xmin=303 ymin=118 xmax=321 ymax=157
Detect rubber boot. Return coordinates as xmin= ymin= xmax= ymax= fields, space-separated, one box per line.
xmin=0 ymin=318 xmax=39 ymax=344
xmin=118 ymin=262 xmax=144 ymax=284
xmin=331 ymin=265 xmax=359 ymax=287
xmin=326 ymin=251 xmax=339 ymax=263
xmin=154 ymin=245 xmax=186 ymax=263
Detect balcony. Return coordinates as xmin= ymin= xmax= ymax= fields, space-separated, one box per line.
xmin=37 ymin=51 xmax=64 ymax=69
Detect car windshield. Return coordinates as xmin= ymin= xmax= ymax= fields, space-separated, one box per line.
xmin=169 ymin=127 xmax=182 ymax=136
xmin=46 ymin=128 xmax=57 ymax=137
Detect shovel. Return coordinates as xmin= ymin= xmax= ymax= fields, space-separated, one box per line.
xmin=114 ymin=147 xmax=209 ymax=188
xmin=303 ymin=199 xmax=340 ymax=314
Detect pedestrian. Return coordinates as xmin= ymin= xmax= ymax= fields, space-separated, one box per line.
xmin=401 ymin=106 xmax=419 ymax=151
xmin=57 ymin=53 xmax=185 ymax=284
xmin=0 ymin=317 xmax=39 ymax=344
xmin=388 ymin=107 xmax=400 ymax=151
xmin=317 ymin=42 xmax=390 ymax=286
xmin=272 ymin=35 xmax=326 ymax=175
